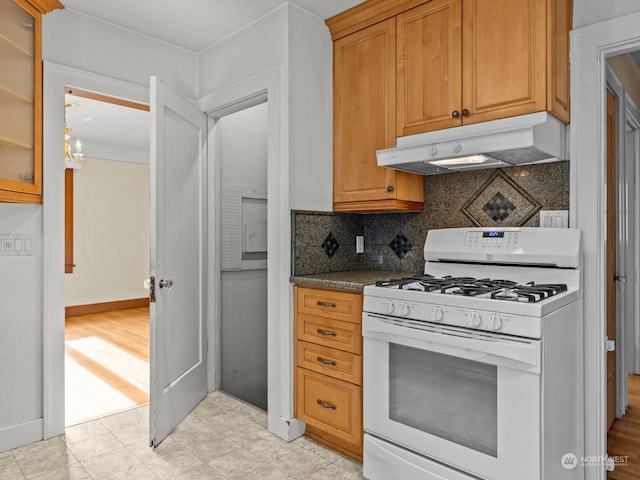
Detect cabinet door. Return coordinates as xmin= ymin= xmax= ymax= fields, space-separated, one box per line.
xmin=333 ymin=18 xmax=398 ymax=206
xmin=397 ymin=0 xmax=463 ymax=136
xmin=462 ymin=0 xmax=546 ymax=124
xmin=0 ymin=0 xmax=41 ymax=203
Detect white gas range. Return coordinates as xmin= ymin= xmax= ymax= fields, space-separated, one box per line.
xmin=362 ymin=227 xmax=583 ymax=480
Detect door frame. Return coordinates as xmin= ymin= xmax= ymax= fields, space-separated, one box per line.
xmin=607 ymin=66 xmax=640 ymax=417
xmin=199 ymin=67 xmax=305 ymax=441
xmin=42 ymin=61 xmax=149 ymax=438
xmin=572 ymin=11 xmax=640 ymax=479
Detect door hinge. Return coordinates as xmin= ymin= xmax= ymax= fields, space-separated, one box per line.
xmin=606 ymin=336 xmax=615 ymax=352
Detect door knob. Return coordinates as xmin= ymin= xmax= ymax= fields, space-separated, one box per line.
xmin=614 ymin=274 xmax=627 ymax=283
xmin=159 ymin=279 xmax=173 ymax=289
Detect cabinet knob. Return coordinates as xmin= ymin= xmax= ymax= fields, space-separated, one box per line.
xmin=451 ymin=110 xmax=460 ymax=118
xmin=462 ymin=108 xmax=470 ymax=117
xmin=386 ymin=185 xmax=394 ymax=192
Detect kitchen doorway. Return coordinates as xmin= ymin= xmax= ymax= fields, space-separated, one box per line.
xmin=63 ymin=89 xmax=151 ymax=426
xmin=213 ymin=101 xmax=269 ymax=411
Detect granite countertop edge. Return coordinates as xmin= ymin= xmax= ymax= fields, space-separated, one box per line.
xmin=290 ymin=270 xmax=413 ymax=292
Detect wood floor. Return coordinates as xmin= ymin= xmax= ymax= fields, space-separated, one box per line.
xmin=608 ymin=374 xmax=640 ymax=479
xmin=65 ymin=306 xmax=150 ymax=424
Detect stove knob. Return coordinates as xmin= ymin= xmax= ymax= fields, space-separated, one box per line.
xmin=467 ymin=311 xmax=482 ymax=328
xmin=489 ymin=313 xmax=503 ymax=331
xmin=399 ymin=302 xmax=411 ymax=317
xmin=383 ymin=300 xmax=395 ymax=315
xmin=431 ymin=306 xmax=444 ymax=322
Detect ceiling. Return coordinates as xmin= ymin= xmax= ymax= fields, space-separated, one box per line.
xmin=60 ymin=0 xmax=364 ymax=164
xmin=59 ymin=0 xmax=365 ymax=52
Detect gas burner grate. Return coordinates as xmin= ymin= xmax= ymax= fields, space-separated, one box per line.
xmin=491 ymin=283 xmax=568 ymax=303
xmin=372 ymin=275 xmax=569 ymax=303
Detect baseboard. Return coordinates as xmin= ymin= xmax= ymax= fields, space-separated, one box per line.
xmin=0 ymin=418 xmax=43 ymax=453
xmin=65 ymin=298 xmax=149 ymax=317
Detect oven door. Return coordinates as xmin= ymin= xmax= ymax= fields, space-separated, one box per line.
xmin=363 ymin=313 xmax=542 ymax=480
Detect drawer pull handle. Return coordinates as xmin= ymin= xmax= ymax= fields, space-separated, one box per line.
xmin=317 ymin=301 xmax=337 ymax=308
xmin=316 ymin=329 xmax=337 ymax=337
xmin=316 ymin=399 xmax=337 ymax=410
xmin=316 ymin=356 xmax=337 ymax=366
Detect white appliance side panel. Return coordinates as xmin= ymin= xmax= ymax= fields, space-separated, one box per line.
xmin=364 ymin=435 xmax=480 ymax=480
xmin=542 ymin=301 xmax=584 ymax=479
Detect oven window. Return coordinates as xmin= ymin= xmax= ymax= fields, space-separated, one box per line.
xmin=389 ymin=343 xmax=498 ymax=457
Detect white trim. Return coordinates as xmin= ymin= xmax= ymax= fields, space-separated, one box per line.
xmin=572 ymin=11 xmax=640 ymax=479
xmin=0 ymin=419 xmax=43 ymax=452
xmin=200 ymin=67 xmax=305 ymax=441
xmin=42 ymin=61 xmax=149 ymax=438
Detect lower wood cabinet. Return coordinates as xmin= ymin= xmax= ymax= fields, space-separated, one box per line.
xmin=294 ymin=285 xmax=363 ymax=461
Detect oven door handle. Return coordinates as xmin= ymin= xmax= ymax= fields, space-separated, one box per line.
xmin=363 ymin=315 xmax=540 ymax=368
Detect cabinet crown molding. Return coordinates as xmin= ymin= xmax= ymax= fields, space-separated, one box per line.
xmin=326 ymin=0 xmax=429 ymax=40
xmin=20 ymin=0 xmax=63 ymax=14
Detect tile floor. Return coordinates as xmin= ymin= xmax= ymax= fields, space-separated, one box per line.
xmin=0 ymin=392 xmax=364 ymax=480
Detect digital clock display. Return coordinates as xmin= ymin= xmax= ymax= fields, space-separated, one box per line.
xmin=482 ymin=231 xmax=505 ymax=238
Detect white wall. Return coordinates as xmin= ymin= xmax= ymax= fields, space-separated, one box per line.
xmin=42 ymin=9 xmax=197 ymax=98
xmin=288 ymin=5 xmax=333 ymax=212
xmin=219 ymin=103 xmax=268 ymax=188
xmin=0 ymin=204 xmax=43 ymax=451
xmin=198 ymin=4 xmax=332 ymax=211
xmin=573 ymin=0 xmax=640 ymax=29
xmin=65 ymin=158 xmax=149 ymax=307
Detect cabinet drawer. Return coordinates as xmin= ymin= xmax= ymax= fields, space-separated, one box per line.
xmin=297 ymin=287 xmax=362 ymax=324
xmin=297 ymin=340 xmax=362 ymax=385
xmin=296 ymin=368 xmax=362 ymax=446
xmin=297 ymin=313 xmax=362 ymax=354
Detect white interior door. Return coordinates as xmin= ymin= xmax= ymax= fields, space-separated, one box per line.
xmin=149 ymin=76 xmax=207 ymax=447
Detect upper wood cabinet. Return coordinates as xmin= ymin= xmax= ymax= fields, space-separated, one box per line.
xmin=327 ymin=0 xmax=571 ymax=199
xmin=331 ymin=17 xmax=424 ymax=213
xmin=396 ymin=0 xmax=571 ymax=136
xmin=0 ymin=0 xmax=62 ymax=204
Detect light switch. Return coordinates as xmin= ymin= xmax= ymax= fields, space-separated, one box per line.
xmin=0 ymin=234 xmax=36 ymax=256
xmin=356 ymin=235 xmax=365 ymax=254
xmin=539 ymin=210 xmax=569 ymax=228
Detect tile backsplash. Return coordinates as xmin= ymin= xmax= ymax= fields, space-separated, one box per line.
xmin=292 ymin=161 xmax=570 ymax=276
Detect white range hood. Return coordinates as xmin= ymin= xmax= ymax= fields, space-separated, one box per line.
xmin=376 ymin=112 xmax=568 ymax=175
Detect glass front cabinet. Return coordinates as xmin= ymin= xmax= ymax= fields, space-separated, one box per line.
xmin=0 ymin=0 xmax=62 ymax=203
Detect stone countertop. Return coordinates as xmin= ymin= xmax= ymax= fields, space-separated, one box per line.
xmin=290 ymin=270 xmax=416 ymax=292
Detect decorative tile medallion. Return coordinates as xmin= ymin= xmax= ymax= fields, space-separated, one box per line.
xmin=321 ymin=232 xmax=340 ymax=257
xmin=389 ymin=233 xmax=412 ymax=259
xmin=461 ymin=170 xmax=541 ymax=227
xmin=483 ymin=192 xmax=516 ymax=222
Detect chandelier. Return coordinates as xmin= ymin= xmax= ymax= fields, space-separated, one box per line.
xmin=64 ymin=103 xmax=84 ymax=169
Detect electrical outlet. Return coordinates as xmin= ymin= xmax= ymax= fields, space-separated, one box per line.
xmin=356 ymin=235 xmax=365 ymax=254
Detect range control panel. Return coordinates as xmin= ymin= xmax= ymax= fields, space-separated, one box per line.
xmin=464 ymin=230 xmax=521 ymax=250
